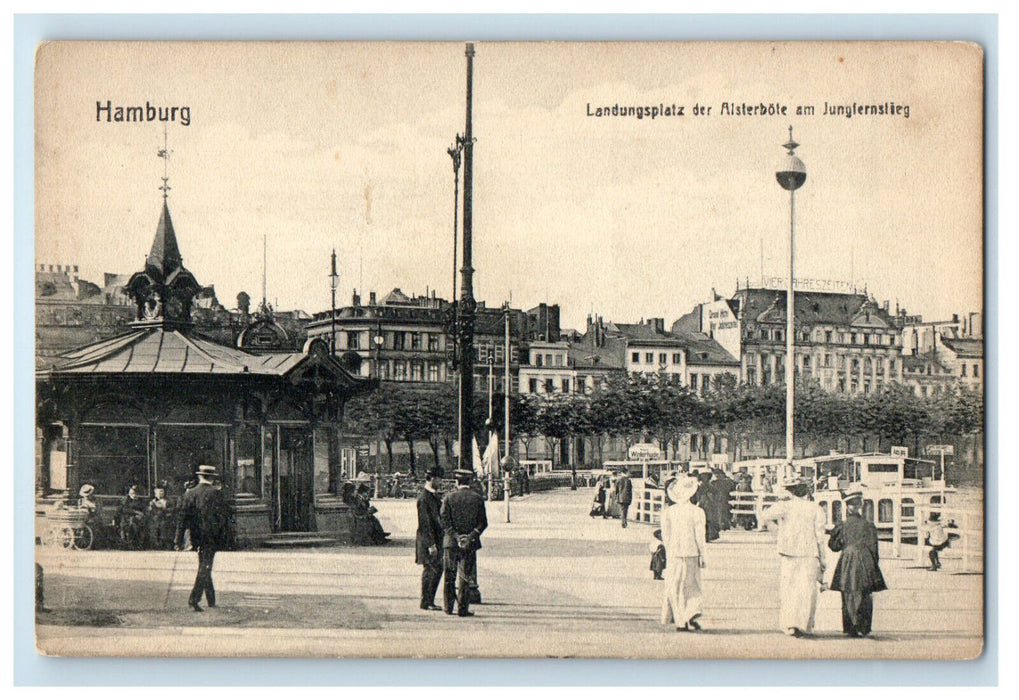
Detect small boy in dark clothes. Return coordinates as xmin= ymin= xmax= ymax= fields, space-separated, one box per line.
xmin=650 ymin=528 xmax=667 ymax=580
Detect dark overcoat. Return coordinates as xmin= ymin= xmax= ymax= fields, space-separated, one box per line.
xmin=415 ymin=487 xmax=443 ymax=564
xmin=174 ymin=483 xmax=232 ymax=549
xmin=439 ymin=487 xmax=488 ymax=551
xmin=828 ymin=513 xmax=888 ymax=593
xmin=614 ymin=476 xmax=633 ymax=506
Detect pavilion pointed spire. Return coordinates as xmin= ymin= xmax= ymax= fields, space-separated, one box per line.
xmin=147 ymin=200 xmax=183 ymax=274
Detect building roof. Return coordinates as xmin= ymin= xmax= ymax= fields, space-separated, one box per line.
xmin=568 ymin=336 xmax=628 ymax=370
xmin=41 ymin=328 xmax=307 ymax=376
xmin=672 ymin=328 xmax=740 ymax=366
xmin=939 ymin=337 xmax=983 ymax=359
xmin=902 ymin=352 xmax=952 ymax=375
xmin=609 ymin=322 xmax=686 ymax=347
xmin=736 ymin=288 xmax=896 ymax=329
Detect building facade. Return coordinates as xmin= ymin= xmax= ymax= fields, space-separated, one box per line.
xmin=685 ymin=286 xmax=905 ymax=394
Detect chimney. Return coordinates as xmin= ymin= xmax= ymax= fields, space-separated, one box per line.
xmin=352 ymin=290 xmax=361 ymax=307
xmin=369 ymin=291 xmax=377 ymax=306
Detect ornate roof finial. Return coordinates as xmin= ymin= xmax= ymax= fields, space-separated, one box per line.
xmin=783 ymin=125 xmax=799 ymax=155
xmin=157 ymin=124 xmax=173 ymax=201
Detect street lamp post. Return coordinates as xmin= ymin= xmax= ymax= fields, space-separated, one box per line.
xmin=775 ymin=126 xmax=806 ymax=479
xmin=373 ymin=330 xmax=385 ymax=474
xmin=457 ymin=42 xmax=477 ymax=476
xmin=447 ymin=141 xmax=464 ymax=474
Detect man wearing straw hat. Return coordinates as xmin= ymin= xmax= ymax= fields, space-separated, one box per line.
xmin=760 ymin=474 xmax=827 ymax=637
xmin=659 ymin=475 xmax=707 ymax=632
xmin=174 ymin=465 xmax=231 ymax=612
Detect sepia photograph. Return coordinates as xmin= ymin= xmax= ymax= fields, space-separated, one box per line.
xmin=31 ymin=40 xmax=985 ymax=660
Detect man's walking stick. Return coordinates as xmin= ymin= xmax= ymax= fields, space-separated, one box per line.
xmin=164 ymin=547 xmax=183 ymax=609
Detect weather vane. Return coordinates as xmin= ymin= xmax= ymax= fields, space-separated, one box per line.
xmin=157 ymin=124 xmax=172 ymax=200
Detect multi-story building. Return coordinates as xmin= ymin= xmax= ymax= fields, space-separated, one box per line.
xmin=937 ymin=337 xmax=983 ymax=393
xmin=902 ymin=352 xmax=957 ymax=397
xmin=307 ymin=289 xmax=547 ymax=395
xmin=35 ymin=264 xmax=135 ymax=368
xmin=683 ymin=285 xmax=905 ymax=394
xmin=898 ymin=312 xmax=983 ymax=395
xmin=307 ymin=288 xmax=451 ymax=386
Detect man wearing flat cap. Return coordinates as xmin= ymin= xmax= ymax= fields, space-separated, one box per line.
xmin=174 ymin=465 xmax=232 ymax=612
xmin=415 ymin=467 xmax=445 ymax=611
xmin=827 ymin=491 xmax=887 ymax=637
xmin=760 ymin=474 xmax=827 ymax=637
xmin=440 ymin=469 xmax=488 ymax=616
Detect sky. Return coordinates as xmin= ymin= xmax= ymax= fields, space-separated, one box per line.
xmin=34 ymin=41 xmax=984 ymax=331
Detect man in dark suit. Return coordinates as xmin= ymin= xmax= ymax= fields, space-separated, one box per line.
xmin=614 ymin=467 xmax=633 ymax=528
xmin=827 ymin=491 xmax=887 ymax=637
xmin=440 ymin=469 xmax=488 ymax=617
xmin=174 ymin=465 xmax=232 ymax=612
xmin=415 ymin=467 xmax=445 ymax=611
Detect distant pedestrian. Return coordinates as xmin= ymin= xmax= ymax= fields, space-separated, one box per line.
xmin=415 ymin=467 xmax=445 ymax=611
xmin=649 ymin=528 xmax=666 ymax=580
xmin=693 ymin=472 xmax=720 ymax=542
xmin=174 ymin=465 xmax=232 ymax=612
xmin=827 ymin=491 xmax=887 ymax=637
xmin=440 ymin=469 xmax=488 ymax=617
xmin=117 ymin=484 xmax=148 ymax=549
xmin=760 ymin=476 xmax=827 ymax=637
xmin=591 ymin=475 xmax=608 ymax=518
xmin=613 ymin=467 xmax=633 ymax=528
xmin=921 ymin=511 xmax=954 ymax=571
xmin=148 ymin=485 xmax=173 ymax=550
xmin=660 ymin=476 xmax=707 ymax=632
xmin=710 ymin=468 xmax=736 ymax=532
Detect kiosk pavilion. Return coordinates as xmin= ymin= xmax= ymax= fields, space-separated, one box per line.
xmin=36 ymin=201 xmax=374 ymax=545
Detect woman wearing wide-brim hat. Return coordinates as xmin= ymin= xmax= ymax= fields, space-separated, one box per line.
xmin=659 ymin=475 xmax=707 ymax=631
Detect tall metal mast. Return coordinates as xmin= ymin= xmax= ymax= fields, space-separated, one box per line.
xmin=457 ymin=42 xmax=477 ymax=472
xmin=329 ymin=249 xmax=338 ymax=354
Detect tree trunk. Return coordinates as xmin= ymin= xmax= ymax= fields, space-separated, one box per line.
xmin=385 ymin=440 xmax=394 ymax=470
xmin=407 ymin=440 xmax=417 ymax=475
xmin=428 ymin=438 xmax=441 ymax=471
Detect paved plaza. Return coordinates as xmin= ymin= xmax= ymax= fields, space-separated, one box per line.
xmin=35 ymin=488 xmax=983 ymax=659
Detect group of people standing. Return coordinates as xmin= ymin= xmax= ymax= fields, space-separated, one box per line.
xmin=415 ymin=467 xmax=488 ymax=617
xmin=654 ymin=473 xmax=887 ymax=638
xmin=591 ymin=468 xmax=633 ymax=526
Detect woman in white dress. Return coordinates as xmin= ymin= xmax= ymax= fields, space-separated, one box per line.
xmin=660 ymin=475 xmax=707 ymax=632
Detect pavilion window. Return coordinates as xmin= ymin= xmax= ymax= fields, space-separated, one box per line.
xmin=234 ymin=425 xmax=261 ymax=497
xmin=155 ymin=425 xmax=228 ymax=498
xmin=77 ymin=425 xmax=148 ymax=498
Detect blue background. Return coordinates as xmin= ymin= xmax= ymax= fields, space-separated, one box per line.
xmin=13 ymin=13 xmax=998 ymax=686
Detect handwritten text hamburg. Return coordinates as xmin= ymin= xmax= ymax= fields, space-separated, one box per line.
xmin=97 ymin=101 xmax=191 ymax=127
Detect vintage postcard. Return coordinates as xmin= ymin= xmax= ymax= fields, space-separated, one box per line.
xmin=33 ymin=41 xmax=984 ymax=659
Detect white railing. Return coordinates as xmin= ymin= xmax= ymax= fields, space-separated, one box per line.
xmin=520 ymin=459 xmax=552 ymax=476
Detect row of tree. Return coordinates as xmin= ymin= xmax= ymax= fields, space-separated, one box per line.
xmin=343 ymin=372 xmax=984 ymax=475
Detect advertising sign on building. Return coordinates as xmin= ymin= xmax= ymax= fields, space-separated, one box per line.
xmin=890 ymin=446 xmax=909 ymax=457
xmin=701 ymin=298 xmax=741 ymax=360
xmin=926 ymin=444 xmax=955 ymax=456
xmin=628 ymin=442 xmax=662 ymax=461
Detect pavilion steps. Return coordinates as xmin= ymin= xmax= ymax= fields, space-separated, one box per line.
xmin=259 ymin=532 xmax=345 ymax=548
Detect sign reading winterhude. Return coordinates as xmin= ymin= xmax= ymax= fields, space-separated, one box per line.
xmin=33 ymin=41 xmax=984 ymax=661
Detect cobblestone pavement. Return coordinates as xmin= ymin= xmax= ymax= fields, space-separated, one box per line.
xmin=36 ymin=488 xmax=983 ymax=659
